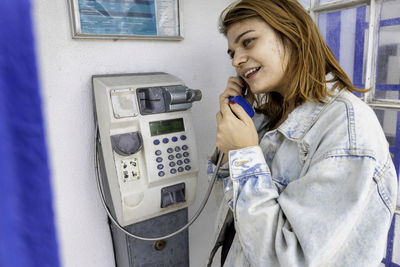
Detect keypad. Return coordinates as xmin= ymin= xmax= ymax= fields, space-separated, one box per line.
xmin=154 ymin=136 xmax=192 ymax=177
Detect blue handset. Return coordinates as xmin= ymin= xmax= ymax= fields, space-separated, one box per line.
xmin=228 ymin=76 xmax=254 ymax=118
xmin=228 ymin=95 xmax=254 ymax=118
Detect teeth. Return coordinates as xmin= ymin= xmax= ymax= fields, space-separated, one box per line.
xmin=244 ymin=67 xmax=259 ymax=78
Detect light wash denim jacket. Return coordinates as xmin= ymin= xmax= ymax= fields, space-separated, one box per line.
xmin=208 ymin=90 xmax=398 ymax=267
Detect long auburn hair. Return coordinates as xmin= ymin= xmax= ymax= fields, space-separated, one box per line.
xmin=219 ymin=0 xmax=366 ymax=128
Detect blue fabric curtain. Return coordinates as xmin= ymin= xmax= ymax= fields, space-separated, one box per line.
xmin=0 ymin=1 xmax=60 ymax=267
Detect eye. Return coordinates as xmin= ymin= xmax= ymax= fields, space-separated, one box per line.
xmin=243 ymin=38 xmax=255 ymax=47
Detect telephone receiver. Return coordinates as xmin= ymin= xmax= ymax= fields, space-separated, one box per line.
xmin=238 ymin=75 xmax=249 ymax=96
xmin=228 ymin=76 xmax=254 ymax=118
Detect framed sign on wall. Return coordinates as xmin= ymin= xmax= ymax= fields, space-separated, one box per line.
xmin=67 ymin=0 xmax=183 ymax=40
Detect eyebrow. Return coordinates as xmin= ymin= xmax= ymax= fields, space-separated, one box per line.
xmin=227 ymin=30 xmax=255 ymax=56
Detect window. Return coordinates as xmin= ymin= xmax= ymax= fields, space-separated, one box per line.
xmin=302 ymin=0 xmax=400 ymax=266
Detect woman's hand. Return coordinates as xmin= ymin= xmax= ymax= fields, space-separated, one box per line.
xmin=216 ymin=77 xmax=258 ymax=161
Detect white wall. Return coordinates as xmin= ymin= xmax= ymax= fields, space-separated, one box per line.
xmin=33 ymin=0 xmax=234 ymax=266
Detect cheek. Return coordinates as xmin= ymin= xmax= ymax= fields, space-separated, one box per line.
xmin=271 ymin=37 xmax=288 ymax=70
xmin=258 ymin=46 xmax=284 ymax=70
xmin=261 ymin=53 xmax=285 ymax=76
xmin=268 ymin=50 xmax=288 ymax=77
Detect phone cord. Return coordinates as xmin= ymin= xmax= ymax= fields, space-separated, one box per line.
xmin=94 ymin=125 xmax=224 ymax=241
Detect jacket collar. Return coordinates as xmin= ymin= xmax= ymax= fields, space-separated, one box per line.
xmin=277 ymin=91 xmax=341 ymax=141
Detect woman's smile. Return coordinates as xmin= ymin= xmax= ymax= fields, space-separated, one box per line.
xmin=242 ymin=67 xmax=261 ymax=79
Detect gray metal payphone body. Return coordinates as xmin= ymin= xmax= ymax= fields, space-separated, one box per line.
xmin=93 ymin=73 xmax=201 ymax=266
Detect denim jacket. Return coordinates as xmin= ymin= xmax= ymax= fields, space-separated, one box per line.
xmin=208 ymin=90 xmax=398 ymax=267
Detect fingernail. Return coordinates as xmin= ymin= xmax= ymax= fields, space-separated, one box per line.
xmin=229 ymin=100 xmax=235 ymax=105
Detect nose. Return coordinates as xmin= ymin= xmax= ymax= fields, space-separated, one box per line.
xmin=232 ymin=50 xmax=247 ymax=69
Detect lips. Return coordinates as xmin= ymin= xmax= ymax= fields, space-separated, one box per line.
xmin=242 ymin=67 xmax=261 ymax=79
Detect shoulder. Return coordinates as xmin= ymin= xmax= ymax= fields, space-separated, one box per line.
xmin=278 ymin=89 xmax=389 ymax=161
xmin=311 ymin=90 xmax=389 ymax=159
xmin=314 ymin=91 xmax=398 ymax=213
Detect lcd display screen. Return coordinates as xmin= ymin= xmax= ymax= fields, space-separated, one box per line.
xmin=149 ymin=118 xmax=185 ymax=136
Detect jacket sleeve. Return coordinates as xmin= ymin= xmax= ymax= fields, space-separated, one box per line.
xmin=228 ymin=145 xmax=396 ymax=266
xmin=208 ymin=112 xmax=270 ymax=208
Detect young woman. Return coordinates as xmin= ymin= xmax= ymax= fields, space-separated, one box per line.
xmin=208 ymin=0 xmax=398 ymax=266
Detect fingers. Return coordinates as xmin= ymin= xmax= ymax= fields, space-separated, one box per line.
xmin=229 ymin=102 xmax=252 ymax=124
xmin=216 ymin=111 xmax=223 ymax=124
xmin=215 ymin=104 xmax=258 ymax=154
xmin=220 ymin=99 xmax=232 ymax=117
xmin=217 ymin=75 xmax=249 ymax=129
xmin=227 ymin=76 xmax=244 ymax=94
xmin=219 ymin=76 xmax=244 ymax=103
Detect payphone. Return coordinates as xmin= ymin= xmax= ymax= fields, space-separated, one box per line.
xmin=93 ymin=72 xmax=207 ymax=266
xmin=93 ymin=72 xmax=251 ymax=266
xmin=93 ymin=72 xmax=202 ymax=227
